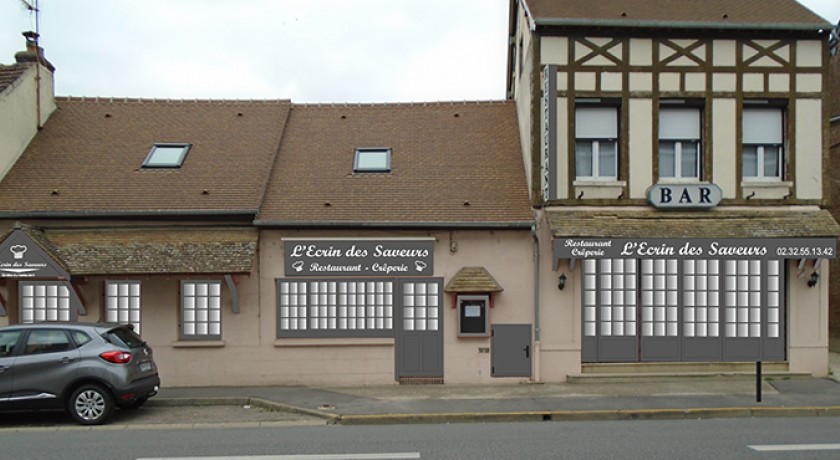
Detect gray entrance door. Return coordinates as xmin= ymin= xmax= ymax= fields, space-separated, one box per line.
xmin=583 ymin=258 xmax=786 ymax=363
xmin=395 ymin=279 xmax=443 ymax=379
xmin=491 ymin=324 xmax=532 ymax=377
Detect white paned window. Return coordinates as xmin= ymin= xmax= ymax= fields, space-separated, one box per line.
xmin=641 ymin=259 xmax=679 ymax=337
xmin=583 ymin=260 xmax=598 ymax=337
xmin=723 ymin=260 xmax=762 ymax=338
xmin=20 ymin=282 xmax=73 ymax=323
xmin=659 ymin=107 xmax=701 ymax=180
xmin=743 ymin=107 xmax=783 ymax=180
xmin=278 ymin=280 xmax=394 ymax=335
xmin=105 ymin=281 xmax=141 ymax=334
xmin=766 ymin=261 xmax=781 ymax=338
xmin=682 ymin=260 xmax=720 ymax=338
xmin=181 ymin=281 xmax=222 ymax=339
xmin=586 ymin=258 xmax=637 ymax=337
xmin=575 ymin=106 xmax=619 ymax=180
xmin=402 ymin=281 xmax=440 ymax=332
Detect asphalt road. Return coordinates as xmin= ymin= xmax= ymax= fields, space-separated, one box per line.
xmin=0 ymin=413 xmax=839 ymax=460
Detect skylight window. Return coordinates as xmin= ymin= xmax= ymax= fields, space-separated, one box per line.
xmin=354 ymin=148 xmax=391 ymax=173
xmin=143 ymin=143 xmax=191 ymax=168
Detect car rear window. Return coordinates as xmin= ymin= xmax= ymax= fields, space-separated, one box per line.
xmin=105 ymin=326 xmax=145 ymax=348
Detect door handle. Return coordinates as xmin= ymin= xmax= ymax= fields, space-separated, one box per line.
xmin=0 ymin=365 xmax=6 ymax=373
xmin=59 ymin=357 xmax=75 ymax=364
xmin=523 ymin=345 xmax=530 ymax=358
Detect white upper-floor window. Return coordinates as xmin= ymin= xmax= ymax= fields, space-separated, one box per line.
xmin=742 ymin=107 xmax=784 ymax=181
xmin=659 ymin=106 xmax=702 ymax=181
xmin=575 ymin=106 xmax=618 ymax=180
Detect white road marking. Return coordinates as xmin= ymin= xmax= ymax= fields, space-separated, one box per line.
xmin=748 ymin=444 xmax=840 ymax=452
xmin=137 ymin=453 xmax=421 ymax=460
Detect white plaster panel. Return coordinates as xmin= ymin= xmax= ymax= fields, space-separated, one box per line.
xmin=712 ymin=40 xmax=736 ymax=66
xmin=556 ymin=98 xmax=569 ymax=199
xmin=768 ymin=74 xmax=790 ymax=92
xmin=556 ymin=72 xmax=568 ymax=91
xmin=628 ymin=99 xmax=653 ymax=198
xmin=659 ymin=73 xmax=680 ymax=91
xmin=684 ymin=73 xmax=706 ymax=92
xmin=541 ymin=37 xmax=568 ymax=65
xmin=629 ymin=39 xmax=652 ymax=66
xmin=795 ymin=99 xmax=823 ymax=199
xmin=743 ymin=73 xmax=765 ymax=92
xmin=711 ymin=99 xmax=737 ymax=198
xmin=601 ymin=72 xmax=623 ymax=91
xmin=712 ymin=73 xmax=736 ymax=92
xmin=796 ymin=74 xmax=822 ymax=93
xmin=629 ymin=73 xmax=652 ymax=92
xmin=575 ymin=73 xmax=597 ymax=91
xmin=795 ymin=40 xmax=822 ymax=67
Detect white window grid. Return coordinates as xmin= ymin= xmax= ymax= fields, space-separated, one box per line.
xmin=105 ymin=281 xmax=141 ymax=334
xmin=20 ymin=282 xmax=72 ymax=323
xmin=742 ymin=145 xmax=782 ymax=180
xmin=182 ymin=281 xmax=222 ymax=338
xmin=724 ymin=260 xmax=762 ymax=338
xmin=767 ymin=261 xmax=781 ymax=338
xmin=641 ymin=259 xmax=679 ymax=337
xmin=403 ymin=281 xmax=440 ymax=332
xmin=582 ymin=259 xmax=636 ymax=337
xmin=575 ymin=140 xmax=618 ymax=180
xmin=659 ymin=140 xmax=701 ymax=179
xmin=583 ymin=259 xmax=598 ymax=337
xmin=279 ymin=280 xmax=394 ymax=332
xmin=682 ymin=260 xmax=720 ymax=338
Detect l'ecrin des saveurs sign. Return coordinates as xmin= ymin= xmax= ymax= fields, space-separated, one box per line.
xmin=284 ymin=240 xmax=434 ymax=277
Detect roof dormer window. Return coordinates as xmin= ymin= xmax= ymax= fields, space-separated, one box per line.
xmin=143 ymin=143 xmax=191 ymax=168
xmin=353 ymin=148 xmax=391 ymax=173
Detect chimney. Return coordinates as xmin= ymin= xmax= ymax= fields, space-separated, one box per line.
xmin=15 ymin=31 xmax=54 ymax=71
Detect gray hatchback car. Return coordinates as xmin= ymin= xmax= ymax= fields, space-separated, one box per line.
xmin=0 ymin=322 xmax=160 ymax=425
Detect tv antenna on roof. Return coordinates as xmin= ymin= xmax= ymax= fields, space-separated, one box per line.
xmin=17 ymin=0 xmax=40 ymax=35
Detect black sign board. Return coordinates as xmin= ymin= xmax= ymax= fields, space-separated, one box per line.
xmin=0 ymin=229 xmax=68 ymax=278
xmin=555 ymin=237 xmax=837 ymax=261
xmin=284 ymin=239 xmax=434 ymax=277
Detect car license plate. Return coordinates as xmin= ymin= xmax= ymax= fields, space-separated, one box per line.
xmin=139 ymin=362 xmax=153 ymax=372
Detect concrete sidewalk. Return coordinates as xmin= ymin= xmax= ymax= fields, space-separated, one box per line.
xmin=152 ymin=352 xmax=840 ymax=425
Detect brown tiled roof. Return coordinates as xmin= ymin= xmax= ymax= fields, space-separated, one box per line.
xmin=444 ymin=266 xmax=504 ymax=293
xmin=44 ymin=227 xmax=258 ymax=275
xmin=524 ymin=0 xmax=829 ymax=29
xmin=256 ymin=101 xmax=533 ymax=226
xmin=0 ymin=63 xmax=29 ymax=94
xmin=547 ymin=208 xmax=840 ymax=238
xmin=0 ymin=97 xmax=291 ymax=216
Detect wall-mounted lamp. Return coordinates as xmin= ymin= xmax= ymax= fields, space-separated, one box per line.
xmin=807 ymin=271 xmax=820 ymax=288
xmin=558 ymin=273 xmax=567 ymax=290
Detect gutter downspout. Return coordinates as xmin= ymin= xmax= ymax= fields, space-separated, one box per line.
xmin=531 ymin=222 xmax=540 ymax=382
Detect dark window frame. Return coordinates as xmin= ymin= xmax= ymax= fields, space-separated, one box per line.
xmin=353 ymin=148 xmax=392 ymax=173
xmin=457 ymin=294 xmax=490 ymax=337
xmin=142 ymin=143 xmax=191 ymax=169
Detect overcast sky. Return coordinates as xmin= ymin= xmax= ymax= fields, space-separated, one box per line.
xmin=1 ymin=0 xmax=839 ymax=103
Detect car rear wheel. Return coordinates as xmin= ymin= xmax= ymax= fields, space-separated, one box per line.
xmin=68 ymin=384 xmax=114 ymax=425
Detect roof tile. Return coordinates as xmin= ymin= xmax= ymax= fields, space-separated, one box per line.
xmin=524 ymin=0 xmax=829 ymax=28
xmin=0 ymin=98 xmax=291 ymax=215
xmin=257 ymin=101 xmax=533 ymax=225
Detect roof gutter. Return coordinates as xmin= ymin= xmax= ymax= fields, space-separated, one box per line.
xmin=254 ymin=220 xmax=535 ymax=229
xmin=534 ymin=18 xmax=831 ymax=32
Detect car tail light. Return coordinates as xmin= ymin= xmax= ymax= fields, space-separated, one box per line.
xmin=100 ymin=351 xmax=132 ymax=364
